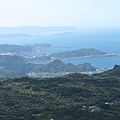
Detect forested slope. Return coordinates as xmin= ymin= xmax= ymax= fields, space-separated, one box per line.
xmin=0 ymin=66 xmax=120 ymax=120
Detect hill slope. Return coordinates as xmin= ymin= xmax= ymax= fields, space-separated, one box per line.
xmin=33 ymin=59 xmax=96 ymax=73
xmin=96 ymin=65 xmax=120 ymax=77
xmin=0 ymin=66 xmax=120 ymax=120
xmin=0 ymin=55 xmax=32 ymax=77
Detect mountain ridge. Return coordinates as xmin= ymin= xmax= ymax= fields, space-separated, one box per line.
xmin=0 ymin=26 xmax=78 ymax=34
xmin=33 ymin=59 xmax=96 ymax=73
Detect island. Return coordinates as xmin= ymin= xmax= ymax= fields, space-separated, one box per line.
xmin=49 ymin=48 xmax=107 ymax=59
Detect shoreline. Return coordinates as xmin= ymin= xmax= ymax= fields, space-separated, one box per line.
xmin=59 ymin=54 xmax=120 ymax=60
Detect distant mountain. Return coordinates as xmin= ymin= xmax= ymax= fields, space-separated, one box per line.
xmin=33 ymin=59 xmax=96 ymax=73
xmin=0 ymin=44 xmax=32 ymax=53
xmin=0 ymin=44 xmax=53 ymax=53
xmin=0 ymin=26 xmax=78 ymax=35
xmin=49 ymin=48 xmax=106 ymax=59
xmin=0 ymin=34 xmax=31 ymax=38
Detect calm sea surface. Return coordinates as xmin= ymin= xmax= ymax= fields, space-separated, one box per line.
xmin=62 ymin=56 xmax=120 ymax=69
xmin=0 ymin=32 xmax=120 ymax=54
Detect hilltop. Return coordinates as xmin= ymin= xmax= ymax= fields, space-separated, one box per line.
xmin=33 ymin=59 xmax=96 ymax=73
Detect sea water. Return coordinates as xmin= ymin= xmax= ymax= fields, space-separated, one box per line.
xmin=0 ymin=32 xmax=120 ymax=53
xmin=62 ymin=56 xmax=120 ymax=69
xmin=0 ymin=31 xmax=120 ymax=68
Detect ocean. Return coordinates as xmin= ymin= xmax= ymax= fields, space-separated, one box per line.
xmin=62 ymin=56 xmax=120 ymax=69
xmin=0 ymin=30 xmax=120 ymax=68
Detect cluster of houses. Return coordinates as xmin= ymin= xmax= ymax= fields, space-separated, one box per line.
xmin=83 ymin=98 xmax=120 ymax=112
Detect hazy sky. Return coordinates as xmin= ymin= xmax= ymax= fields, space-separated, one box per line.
xmin=0 ymin=0 xmax=120 ymax=29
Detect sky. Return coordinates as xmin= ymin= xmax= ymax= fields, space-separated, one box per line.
xmin=0 ymin=0 xmax=120 ymax=29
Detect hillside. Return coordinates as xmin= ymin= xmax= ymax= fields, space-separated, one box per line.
xmin=49 ymin=48 xmax=106 ymax=59
xmin=0 ymin=55 xmax=32 ymax=77
xmin=0 ymin=44 xmax=32 ymax=53
xmin=96 ymin=65 xmax=120 ymax=77
xmin=0 ymin=56 xmax=96 ymax=78
xmin=0 ymin=66 xmax=120 ymax=120
xmin=33 ymin=59 xmax=96 ymax=73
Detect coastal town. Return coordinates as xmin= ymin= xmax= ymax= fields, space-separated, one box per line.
xmin=28 ymin=68 xmax=109 ymax=78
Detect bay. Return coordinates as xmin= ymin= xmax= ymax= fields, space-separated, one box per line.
xmin=0 ymin=30 xmax=120 ymax=69
xmin=37 ymin=56 xmax=120 ymax=69
xmin=62 ymin=56 xmax=120 ymax=69
xmin=0 ymin=31 xmax=120 ymax=54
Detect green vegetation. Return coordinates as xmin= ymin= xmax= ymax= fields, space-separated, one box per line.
xmin=0 ymin=66 xmax=120 ymax=120
xmin=33 ymin=59 xmax=96 ymax=73
xmin=0 ymin=55 xmax=34 ymax=77
xmin=0 ymin=56 xmax=96 ymax=77
xmin=96 ymin=65 xmax=120 ymax=77
xmin=49 ymin=48 xmax=106 ymax=59
xmin=0 ymin=44 xmax=32 ymax=53
xmin=0 ymin=44 xmax=53 ymax=54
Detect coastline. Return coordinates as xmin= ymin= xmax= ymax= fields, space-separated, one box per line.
xmin=59 ymin=54 xmax=120 ymax=60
